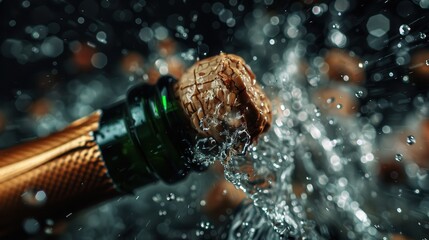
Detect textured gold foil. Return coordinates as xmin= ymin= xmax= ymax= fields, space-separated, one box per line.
xmin=0 ymin=112 xmax=117 ymax=231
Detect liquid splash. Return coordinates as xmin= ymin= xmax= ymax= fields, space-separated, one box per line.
xmin=192 ymin=48 xmax=384 ymax=239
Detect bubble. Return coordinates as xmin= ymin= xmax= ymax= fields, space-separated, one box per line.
xmin=426 ymin=59 xmax=429 ymax=66
xmin=420 ymin=32 xmax=427 ymax=39
xmin=395 ymin=153 xmax=403 ymax=162
xmin=399 ymin=24 xmax=411 ymax=35
xmin=336 ymin=104 xmax=343 ymax=109
xmin=406 ymin=135 xmax=416 ymax=145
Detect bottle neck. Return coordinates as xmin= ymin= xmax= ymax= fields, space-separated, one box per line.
xmin=95 ymin=76 xmax=198 ymax=192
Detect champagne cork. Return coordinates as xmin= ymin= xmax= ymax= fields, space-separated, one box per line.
xmin=175 ymin=53 xmax=272 ymax=142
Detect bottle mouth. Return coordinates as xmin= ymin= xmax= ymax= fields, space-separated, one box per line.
xmin=125 ymin=76 xmax=206 ymax=184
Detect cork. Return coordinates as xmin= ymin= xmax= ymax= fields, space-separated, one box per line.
xmin=175 ymin=53 xmax=272 ymax=143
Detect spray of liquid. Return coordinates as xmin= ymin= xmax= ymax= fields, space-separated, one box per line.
xmin=192 ymin=45 xmax=383 ymax=239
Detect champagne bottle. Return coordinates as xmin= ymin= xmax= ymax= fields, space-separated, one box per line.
xmin=0 ymin=76 xmax=199 ymax=232
xmin=0 ymin=53 xmax=272 ymax=236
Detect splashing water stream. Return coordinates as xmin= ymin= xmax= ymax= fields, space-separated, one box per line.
xmin=192 ymin=47 xmax=384 ymax=239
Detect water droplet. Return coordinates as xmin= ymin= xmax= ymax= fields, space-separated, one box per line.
xmin=406 ymin=135 xmax=416 ymax=145
xmin=77 ymin=17 xmax=85 ymax=24
xmin=425 ymin=59 xmax=429 ymax=66
xmin=22 ymin=0 xmax=30 ymax=8
xmin=395 ymin=153 xmax=403 ymax=162
xmin=96 ymin=31 xmax=107 ymax=44
xmin=45 ymin=218 xmax=54 ymax=235
xmin=44 ymin=227 xmax=53 ymax=235
xmin=342 ymin=75 xmax=349 ymax=82
xmin=152 ymin=193 xmax=162 ymax=203
xmin=420 ymin=32 xmax=427 ymax=39
xmin=23 ymin=218 xmax=40 ymax=234
xmin=166 ymin=193 xmax=176 ymax=201
xmin=41 ymin=36 xmax=64 ymax=58
xmin=399 ymin=24 xmax=411 ymax=36
xmin=355 ymin=90 xmax=364 ymax=98
xmin=402 ymin=75 xmax=409 ymax=83
xmin=326 ymin=97 xmax=335 ymax=104
xmin=22 ymin=189 xmax=47 ymax=206
xmin=91 ymin=52 xmax=108 ymax=69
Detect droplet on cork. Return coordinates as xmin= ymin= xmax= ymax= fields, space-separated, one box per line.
xmin=174 ymin=53 xmax=272 ymax=143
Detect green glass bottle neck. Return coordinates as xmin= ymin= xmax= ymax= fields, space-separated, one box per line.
xmin=95 ymin=76 xmax=200 ymax=192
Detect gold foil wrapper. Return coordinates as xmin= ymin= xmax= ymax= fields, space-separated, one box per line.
xmin=0 ymin=112 xmax=118 ymax=233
